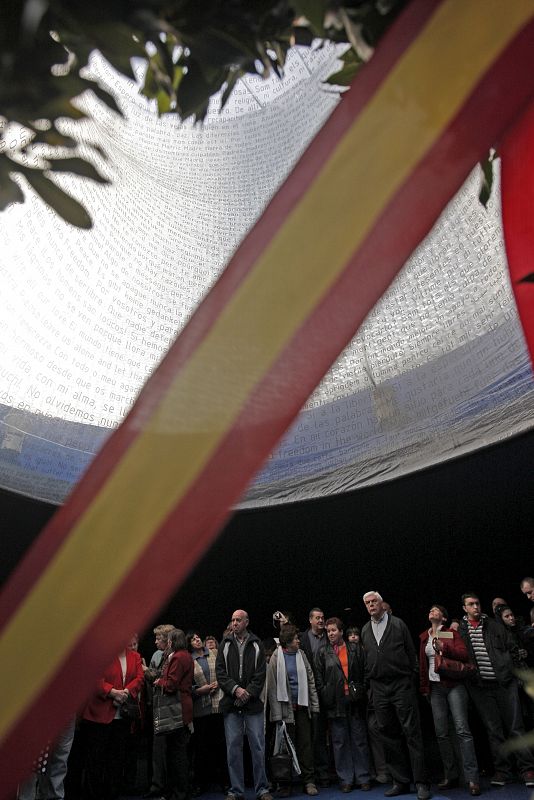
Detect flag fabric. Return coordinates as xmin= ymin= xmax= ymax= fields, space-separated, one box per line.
xmin=502 ymin=100 xmax=534 ymax=361
xmin=1 ymin=1 xmax=534 ymax=794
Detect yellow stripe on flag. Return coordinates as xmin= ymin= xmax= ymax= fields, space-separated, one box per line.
xmin=0 ymin=0 xmax=531 ymax=745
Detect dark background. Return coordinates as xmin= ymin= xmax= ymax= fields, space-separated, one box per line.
xmin=1 ymin=429 xmax=533 ymax=660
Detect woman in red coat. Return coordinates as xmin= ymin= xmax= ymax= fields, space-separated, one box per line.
xmin=419 ymin=605 xmax=480 ymax=796
xmin=154 ymin=628 xmax=194 ymax=800
xmin=81 ymin=644 xmax=144 ymax=800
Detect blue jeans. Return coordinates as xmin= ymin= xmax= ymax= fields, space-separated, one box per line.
xmin=224 ymin=711 xmax=269 ymax=798
xmin=330 ymin=707 xmax=371 ymax=785
xmin=430 ymin=683 xmax=479 ymax=783
xmin=18 ymin=718 xmax=75 ymax=800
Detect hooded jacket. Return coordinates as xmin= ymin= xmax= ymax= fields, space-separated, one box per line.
xmin=215 ymin=630 xmax=266 ymax=715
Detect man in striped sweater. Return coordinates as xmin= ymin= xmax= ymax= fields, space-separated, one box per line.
xmin=459 ymin=593 xmax=534 ymax=788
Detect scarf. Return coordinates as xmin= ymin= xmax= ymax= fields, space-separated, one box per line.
xmin=276 ymin=646 xmax=309 ymax=707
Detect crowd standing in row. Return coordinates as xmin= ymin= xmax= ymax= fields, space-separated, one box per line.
xmin=16 ymin=577 xmax=534 ymax=800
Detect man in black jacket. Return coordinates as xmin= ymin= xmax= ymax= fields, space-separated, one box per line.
xmin=361 ymin=592 xmax=430 ymax=800
xmin=216 ymin=609 xmax=272 ymax=800
xmin=459 ymin=592 xmax=534 ymax=788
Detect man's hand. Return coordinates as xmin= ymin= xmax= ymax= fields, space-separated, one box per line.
xmin=234 ymin=687 xmax=250 ymax=705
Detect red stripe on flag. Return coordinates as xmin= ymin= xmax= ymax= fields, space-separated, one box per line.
xmin=502 ymin=101 xmax=534 ymax=361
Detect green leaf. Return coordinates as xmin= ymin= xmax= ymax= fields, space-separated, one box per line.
xmin=0 ymin=174 xmax=24 ymax=209
xmin=141 ymin=63 xmax=160 ymax=100
xmin=189 ymin=28 xmax=258 ymax=70
xmin=326 ymin=49 xmax=363 ymax=86
xmin=21 ymin=168 xmax=93 ymax=228
xmin=153 ymin=38 xmax=176 ymax=84
xmin=48 ymin=157 xmax=110 ymax=184
xmin=88 ymin=83 xmax=124 ymax=116
xmin=32 ymin=128 xmax=77 ymax=148
xmin=172 ymin=65 xmax=185 ymax=92
xmin=176 ymin=60 xmax=221 ymax=120
xmin=292 ymin=26 xmax=314 ymax=46
xmin=292 ymin=0 xmax=326 ymax=37
xmin=85 ymin=23 xmax=146 ymax=80
xmin=270 ymin=40 xmax=288 ymax=70
xmin=220 ymin=69 xmax=241 ymax=111
xmin=155 ymin=89 xmax=172 ymax=114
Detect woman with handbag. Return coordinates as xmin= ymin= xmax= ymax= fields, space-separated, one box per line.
xmin=315 ymin=617 xmax=371 ymax=793
xmin=418 ymin=605 xmax=480 ymax=796
xmin=154 ymin=628 xmax=194 ymax=800
xmin=266 ymin=624 xmax=320 ymax=797
xmin=81 ymin=642 xmax=144 ymax=800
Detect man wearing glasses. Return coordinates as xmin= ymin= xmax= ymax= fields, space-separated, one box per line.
xmin=459 ymin=593 xmax=534 ymax=789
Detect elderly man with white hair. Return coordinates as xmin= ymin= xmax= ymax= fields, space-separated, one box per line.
xmin=361 ymin=592 xmax=430 ymax=800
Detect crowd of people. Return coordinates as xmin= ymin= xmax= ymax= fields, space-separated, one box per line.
xmin=17 ymin=577 xmax=534 ymax=800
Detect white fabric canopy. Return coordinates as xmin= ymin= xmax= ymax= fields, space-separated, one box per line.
xmin=1 ymin=47 xmax=533 ymax=505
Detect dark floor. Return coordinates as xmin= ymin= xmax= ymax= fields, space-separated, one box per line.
xmin=118 ymin=781 xmax=533 ymax=800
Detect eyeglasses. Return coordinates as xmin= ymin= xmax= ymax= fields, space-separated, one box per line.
xmin=465 ymin=601 xmax=480 ymax=606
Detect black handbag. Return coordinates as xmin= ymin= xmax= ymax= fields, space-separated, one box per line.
xmin=120 ymin=695 xmax=141 ymax=720
xmin=270 ymin=720 xmax=300 ymax=781
xmin=270 ymin=752 xmax=293 ymax=782
xmin=347 ymin=680 xmax=366 ymax=705
xmin=153 ymin=689 xmax=183 ymax=735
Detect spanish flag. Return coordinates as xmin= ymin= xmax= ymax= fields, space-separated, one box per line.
xmin=1 ymin=1 xmax=533 ymax=794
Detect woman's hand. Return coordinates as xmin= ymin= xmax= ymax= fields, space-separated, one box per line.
xmin=109 ymin=688 xmax=128 ymax=704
